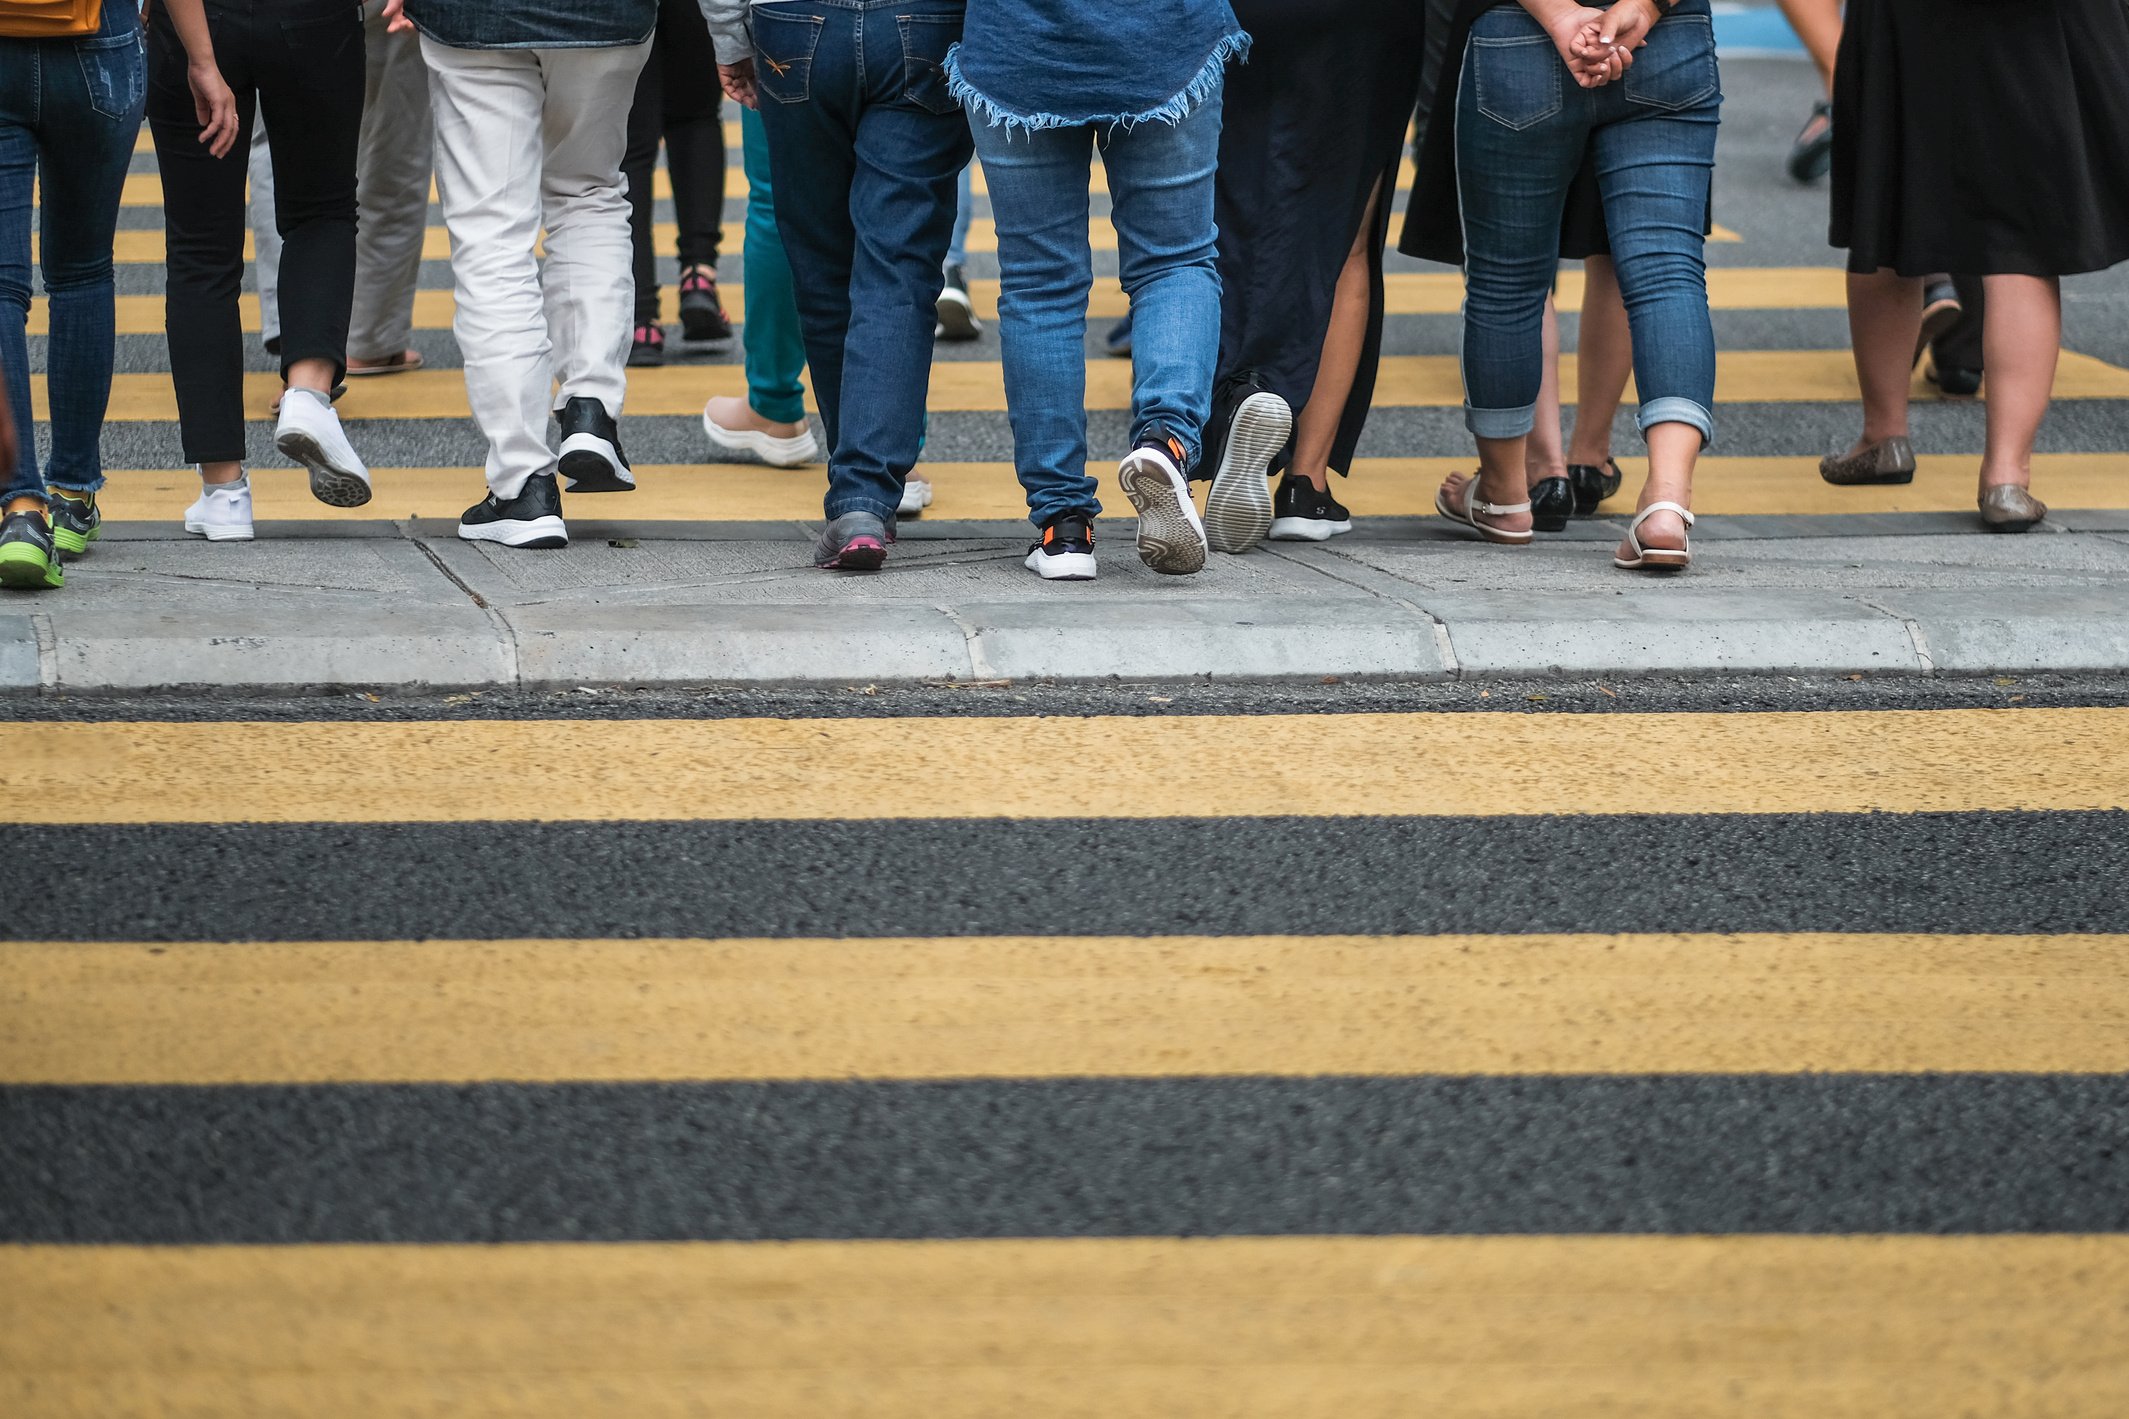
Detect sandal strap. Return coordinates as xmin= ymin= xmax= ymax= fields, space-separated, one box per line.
xmin=1629 ymin=500 xmax=1695 ymax=530
xmin=1475 ymin=499 xmax=1532 ymax=516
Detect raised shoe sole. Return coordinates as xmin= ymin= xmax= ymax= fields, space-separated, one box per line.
xmin=1117 ymin=451 xmax=1208 ymax=576
xmin=0 ymin=542 xmax=62 ymax=588
xmin=558 ymin=434 xmax=637 ymax=493
xmin=276 ymin=427 xmax=373 ymax=509
xmin=1204 ymin=392 xmax=1290 ymax=554
xmin=935 ymin=286 xmax=981 ymax=341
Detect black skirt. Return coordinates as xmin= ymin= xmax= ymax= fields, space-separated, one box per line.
xmin=1209 ymin=0 xmax=1427 ymax=478
xmin=1831 ymin=0 xmax=2129 ymax=277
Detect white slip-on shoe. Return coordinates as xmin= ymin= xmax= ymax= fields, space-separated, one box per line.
xmin=274 ymin=387 xmax=372 ymax=508
xmin=702 ymin=402 xmax=821 ymax=468
xmin=184 ymin=475 xmax=255 ymax=542
xmin=897 ymin=476 xmax=934 ymax=518
xmin=1115 ymin=437 xmax=1207 ymax=575
xmin=1204 ymin=390 xmax=1291 ymax=554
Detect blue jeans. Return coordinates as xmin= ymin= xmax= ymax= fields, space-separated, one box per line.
xmin=1456 ymin=1 xmax=1720 ymax=446
xmin=972 ymin=92 xmax=1223 ymax=527
xmin=753 ymin=0 xmax=972 ymax=521
xmin=946 ymin=161 xmax=973 ymax=270
xmin=0 ymin=0 xmax=144 ymax=502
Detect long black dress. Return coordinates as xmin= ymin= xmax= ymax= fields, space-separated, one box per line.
xmin=1205 ymin=0 xmax=1427 ymax=480
xmin=1831 ymin=0 xmax=2129 ymax=277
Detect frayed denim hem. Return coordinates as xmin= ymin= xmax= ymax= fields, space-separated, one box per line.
xmin=1464 ymin=402 xmax=1537 ymax=441
xmin=1637 ymin=396 xmax=1714 ymax=449
xmin=944 ymin=31 xmax=1250 ymax=138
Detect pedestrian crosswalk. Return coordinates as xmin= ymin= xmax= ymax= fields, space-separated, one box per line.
xmin=3 ymin=699 xmax=2127 ymax=1412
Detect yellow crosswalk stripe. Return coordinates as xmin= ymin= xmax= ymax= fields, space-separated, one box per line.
xmin=84 ymin=453 xmax=2129 ymax=523
xmin=9 ymin=932 xmax=2124 ymax=1085
xmin=6 ymin=709 xmax=2124 ymax=825
xmin=6 ymin=1237 xmax=2122 ymax=1416
xmin=58 ymin=352 xmax=2129 ymax=422
xmin=44 ymin=267 xmax=1852 ymax=335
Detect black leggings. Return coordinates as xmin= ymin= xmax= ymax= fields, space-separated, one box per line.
xmin=147 ymin=0 xmax=362 ymax=464
xmin=623 ymin=0 xmax=726 ymax=323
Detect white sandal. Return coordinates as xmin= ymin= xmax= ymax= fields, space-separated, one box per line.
xmin=1614 ymin=500 xmax=1695 ymax=571
xmin=1434 ymin=474 xmax=1533 ymax=545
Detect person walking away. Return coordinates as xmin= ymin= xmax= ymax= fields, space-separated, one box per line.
xmin=0 ymin=0 xmax=150 ymax=582
xmin=1198 ymin=0 xmax=1422 ymax=554
xmin=148 ymin=0 xmax=369 ymax=544
xmin=624 ymin=0 xmax=730 ymax=368
xmin=700 ymin=102 xmax=820 ymax=471
xmin=936 ymin=163 xmax=980 ymax=341
xmin=381 ymin=0 xmax=652 ymax=550
xmin=1821 ymin=0 xmax=2129 ymax=532
xmin=1407 ymin=0 xmax=1721 ymax=572
xmin=705 ymin=0 xmax=971 ymax=572
xmin=948 ymin=0 xmax=1249 ymax=581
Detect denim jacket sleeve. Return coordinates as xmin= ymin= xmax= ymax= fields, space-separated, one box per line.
xmin=696 ymin=0 xmax=752 ymax=64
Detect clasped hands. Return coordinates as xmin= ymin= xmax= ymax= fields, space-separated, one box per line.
xmin=1543 ymin=0 xmax=1664 ymax=88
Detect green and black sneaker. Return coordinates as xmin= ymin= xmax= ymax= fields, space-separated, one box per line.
xmin=0 ymin=509 xmax=62 ymax=589
xmin=48 ymin=489 xmax=100 ymax=557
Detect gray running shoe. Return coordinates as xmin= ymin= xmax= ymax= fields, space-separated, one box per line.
xmin=815 ymin=511 xmax=890 ymax=571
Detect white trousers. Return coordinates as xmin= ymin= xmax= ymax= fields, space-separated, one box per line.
xmin=250 ymin=1 xmax=432 ymax=359
xmin=422 ymin=36 xmax=648 ymax=499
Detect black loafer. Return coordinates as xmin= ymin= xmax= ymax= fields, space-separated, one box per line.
xmin=1928 ymin=361 xmax=1983 ymax=398
xmin=1529 ymin=476 xmax=1573 ymax=532
xmin=1567 ymin=458 xmax=1623 ymax=516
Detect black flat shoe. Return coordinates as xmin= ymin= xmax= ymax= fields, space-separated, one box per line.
xmin=1529 ymin=476 xmax=1572 ymax=533
xmin=1927 ymin=360 xmax=1983 ymax=398
xmin=1787 ymin=100 xmax=1833 ymax=182
xmin=1566 ymin=458 xmax=1623 ymax=516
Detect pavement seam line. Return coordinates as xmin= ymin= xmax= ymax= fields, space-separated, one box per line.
xmin=933 ymin=604 xmax=996 ymax=680
xmin=1855 ymin=596 xmax=1936 ymax=674
xmin=29 ymin=611 xmax=54 ymax=693
xmin=403 ymin=523 xmax=523 ymax=688
xmin=1262 ymin=545 xmax=1463 ymax=677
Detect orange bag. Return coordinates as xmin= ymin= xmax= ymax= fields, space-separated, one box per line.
xmin=0 ymin=0 xmax=106 ymax=38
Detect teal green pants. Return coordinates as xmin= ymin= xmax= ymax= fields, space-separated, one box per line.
xmin=740 ymin=107 xmax=809 ymax=425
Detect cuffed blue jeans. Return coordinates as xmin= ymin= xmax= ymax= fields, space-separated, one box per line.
xmin=1456 ymin=1 xmax=1720 ymax=447
xmin=0 ymin=0 xmax=143 ymax=501
xmin=971 ymin=92 xmax=1223 ymax=528
xmin=753 ymin=0 xmax=971 ymax=521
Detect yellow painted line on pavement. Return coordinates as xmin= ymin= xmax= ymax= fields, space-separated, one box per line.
xmin=4 ymin=709 xmax=2126 ymax=824
xmin=8 ymin=933 xmax=2126 ymax=1085
xmin=61 ymin=351 xmax=2129 ymax=422
xmin=87 ymin=453 xmax=2129 ymax=524
xmin=4 ymin=1237 xmax=2122 ymax=1417
xmin=51 ymin=267 xmax=1852 ymax=335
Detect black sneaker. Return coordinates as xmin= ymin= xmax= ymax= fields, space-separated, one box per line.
xmin=936 ymin=261 xmax=981 ymax=341
xmin=678 ymin=267 xmax=734 ymax=345
xmin=1024 ymin=513 xmax=1097 ymax=581
xmin=459 ymin=472 xmax=568 ymax=549
xmin=556 ymin=396 xmax=635 ymax=493
xmin=628 ymin=322 xmax=665 ymax=368
xmin=1267 ymin=474 xmax=1352 ymax=542
xmin=49 ymin=489 xmax=101 ymax=557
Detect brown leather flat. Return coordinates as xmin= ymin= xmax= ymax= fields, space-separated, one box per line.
xmin=1979 ymin=484 xmax=2047 ymax=532
xmin=1819 ymin=436 xmax=1917 ymax=486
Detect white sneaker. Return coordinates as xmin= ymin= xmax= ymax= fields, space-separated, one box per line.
xmin=1204 ymin=390 xmax=1291 ymax=554
xmin=184 ymin=476 xmax=255 ymax=541
xmin=274 ymin=387 xmax=372 ymax=508
xmin=702 ymin=402 xmax=820 ymax=468
xmin=1115 ymin=438 xmax=1207 ymax=575
xmin=897 ymin=476 xmax=934 ymax=517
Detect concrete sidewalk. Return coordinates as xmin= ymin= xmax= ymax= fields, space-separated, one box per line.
xmin=11 ymin=511 xmax=2129 ymax=693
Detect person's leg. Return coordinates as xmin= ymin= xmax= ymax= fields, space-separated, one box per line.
xmin=1774 ymin=0 xmax=1840 ymax=89
xmin=656 ymin=0 xmax=724 ymax=276
xmin=1566 ymin=254 xmax=1630 ymax=466
xmin=256 ymin=0 xmax=362 ymax=394
xmin=728 ymin=105 xmax=808 ymax=432
xmin=1446 ymin=12 xmax=1586 ymax=538
xmin=621 ymin=40 xmax=665 ymax=330
xmin=1588 ymin=78 xmax=1720 ymax=559
xmin=1526 ymin=294 xmax=1566 ymax=489
xmin=1843 ymin=269 xmax=1921 ymax=449
xmin=147 ymin=1 xmax=256 ymax=479
xmin=34 ymin=0 xmax=143 ymax=504
xmin=0 ymin=84 xmax=41 ymax=503
xmin=970 ymin=119 xmax=1099 ymax=528
xmin=1977 ymin=274 xmax=2060 ymax=495
xmin=947 ymin=163 xmax=973 ymax=272
xmin=347 ymin=0 xmax=435 ymax=367
xmin=1290 ymin=180 xmax=1381 ymax=491
xmin=424 ymin=39 xmax=558 ymax=500
xmin=822 ymin=3 xmax=970 ymax=522
xmin=247 ymin=120 xmax=282 ymax=356
xmin=1926 ymin=272 xmax=1986 ymax=393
